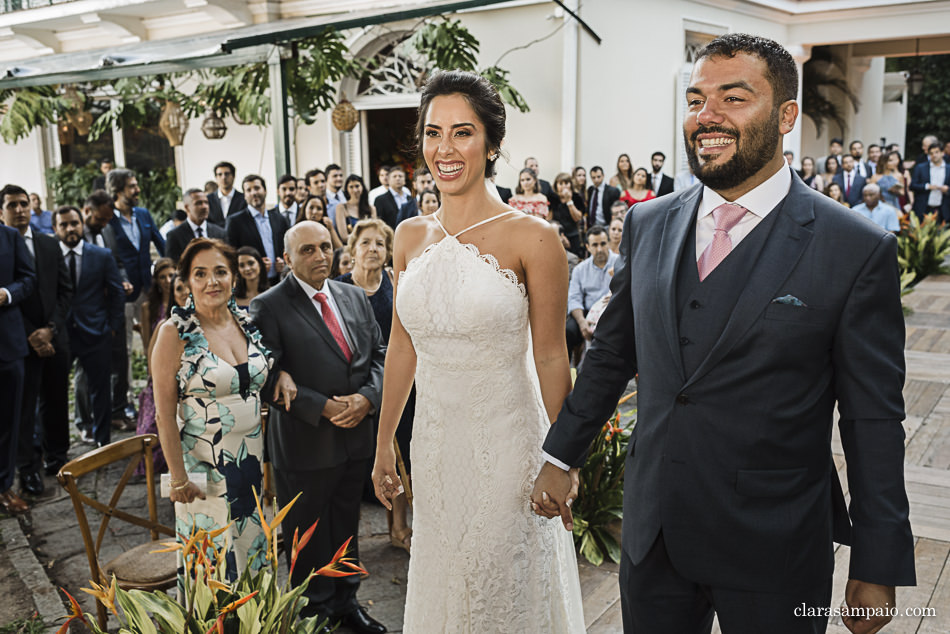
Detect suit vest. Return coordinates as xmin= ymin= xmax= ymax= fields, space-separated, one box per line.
xmin=675 ymin=201 xmax=783 ymax=379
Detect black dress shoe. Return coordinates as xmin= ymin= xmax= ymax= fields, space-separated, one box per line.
xmin=20 ymin=471 xmax=44 ymax=496
xmin=44 ymin=460 xmax=66 ymax=477
xmin=341 ymin=607 xmax=386 ymax=634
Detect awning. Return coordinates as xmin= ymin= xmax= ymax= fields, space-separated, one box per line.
xmin=0 ymin=0 xmax=511 ymax=88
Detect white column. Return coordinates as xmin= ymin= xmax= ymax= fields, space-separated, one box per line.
xmin=111 ymin=100 xmax=126 ymax=167
xmin=559 ymin=0 xmax=579 ymax=171
xmin=785 ymin=44 xmax=811 ymax=170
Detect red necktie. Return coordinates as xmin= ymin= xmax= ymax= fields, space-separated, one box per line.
xmin=698 ymin=203 xmax=748 ymax=281
xmin=314 ymin=293 xmax=353 ymax=362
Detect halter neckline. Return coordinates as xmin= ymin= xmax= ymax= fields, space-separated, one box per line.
xmin=433 ymin=209 xmax=520 ymax=239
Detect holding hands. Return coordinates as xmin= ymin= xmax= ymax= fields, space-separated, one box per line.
xmin=530 ymin=462 xmax=580 ymax=531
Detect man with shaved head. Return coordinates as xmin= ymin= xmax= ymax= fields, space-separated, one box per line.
xmin=249 ymin=221 xmax=387 ymax=633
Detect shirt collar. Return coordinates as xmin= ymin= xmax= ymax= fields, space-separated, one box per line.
xmin=24 ymin=226 xmax=33 ymax=241
xmin=60 ymin=239 xmax=83 ymax=256
xmin=248 ymin=204 xmax=265 ymax=218
xmin=279 ymin=201 xmax=297 ymax=214
xmin=699 ymin=164 xmax=792 ymax=219
xmin=187 ymin=218 xmax=207 ymax=233
xmin=294 ymin=272 xmax=329 ymax=299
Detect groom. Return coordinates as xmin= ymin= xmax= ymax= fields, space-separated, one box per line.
xmin=532 ymin=34 xmax=915 ymax=634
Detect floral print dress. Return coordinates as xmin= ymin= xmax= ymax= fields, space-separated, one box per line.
xmin=170 ymin=300 xmax=272 ymax=581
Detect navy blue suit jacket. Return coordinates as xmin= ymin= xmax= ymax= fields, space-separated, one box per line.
xmin=109 ymin=206 xmax=165 ymax=301
xmin=832 ymin=170 xmax=867 ymax=207
xmin=0 ymin=225 xmax=36 ymax=362
xmin=910 ymin=161 xmax=950 ymax=219
xmin=67 ymin=243 xmax=125 ymax=352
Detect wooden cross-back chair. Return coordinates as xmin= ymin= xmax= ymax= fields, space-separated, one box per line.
xmin=57 ymin=434 xmax=177 ymax=629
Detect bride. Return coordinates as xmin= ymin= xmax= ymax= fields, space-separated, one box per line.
xmin=372 ymin=70 xmax=585 ymax=633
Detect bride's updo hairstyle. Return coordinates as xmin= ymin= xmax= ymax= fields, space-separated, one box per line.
xmin=415 ymin=70 xmax=506 ymax=178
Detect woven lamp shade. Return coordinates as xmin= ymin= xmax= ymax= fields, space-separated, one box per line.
xmin=332 ymin=96 xmax=359 ymax=132
xmin=64 ymin=86 xmax=93 ymax=136
xmin=159 ymin=100 xmax=189 ymax=147
xmin=201 ymin=112 xmax=227 ymax=139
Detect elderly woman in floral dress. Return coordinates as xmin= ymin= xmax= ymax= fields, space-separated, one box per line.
xmin=151 ymin=238 xmax=294 ymax=582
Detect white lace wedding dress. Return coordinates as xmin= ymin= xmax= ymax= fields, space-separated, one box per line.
xmin=396 ymin=210 xmax=585 ymax=633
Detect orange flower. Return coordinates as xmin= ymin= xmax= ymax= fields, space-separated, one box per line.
xmin=290 ymin=519 xmax=319 ymax=578
xmin=253 ymin=487 xmax=301 ymax=563
xmin=57 ymin=587 xmax=89 ymax=633
xmin=314 ymin=536 xmax=367 ymax=578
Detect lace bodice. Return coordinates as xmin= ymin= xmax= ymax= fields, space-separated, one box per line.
xmin=394 ymin=211 xmax=584 ymax=633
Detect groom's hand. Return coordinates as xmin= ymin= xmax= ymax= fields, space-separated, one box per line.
xmin=842 ymin=580 xmax=896 ymax=634
xmin=531 ymin=462 xmax=579 ymax=531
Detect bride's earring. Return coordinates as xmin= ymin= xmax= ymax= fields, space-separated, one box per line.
xmin=488 ymin=152 xmax=498 ymax=161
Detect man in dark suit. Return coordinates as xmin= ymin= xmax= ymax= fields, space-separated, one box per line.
xmin=374 ymin=166 xmax=409 ymax=231
xmin=271 ymin=174 xmax=299 ymax=228
xmin=226 ymin=174 xmax=288 ymax=285
xmin=55 ymin=207 xmax=125 ymax=448
xmin=650 ymin=151 xmax=676 ymax=197
xmin=1 ymin=185 xmax=72 ymax=496
xmin=832 ymin=154 xmax=867 ymax=207
xmin=533 ymin=34 xmax=914 ymax=634
xmin=0 ymin=194 xmax=36 ymax=514
xmin=909 ymin=142 xmax=950 ymax=221
xmin=250 ymin=221 xmax=387 ymax=633
xmin=106 ymin=168 xmax=166 ymax=302
xmin=586 ymin=165 xmax=621 ymax=228
xmin=207 ymin=161 xmax=246 ymax=227
xmin=80 ymin=191 xmax=134 ymax=440
xmin=166 ymin=189 xmax=227 ymax=262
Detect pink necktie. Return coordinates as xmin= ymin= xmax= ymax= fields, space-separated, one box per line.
xmin=314 ymin=293 xmax=353 ymax=362
xmin=698 ymin=203 xmax=748 ymax=281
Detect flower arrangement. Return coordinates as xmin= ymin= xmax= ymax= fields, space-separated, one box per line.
xmin=57 ymin=488 xmax=364 ymax=633
xmin=571 ymin=391 xmax=636 ymax=566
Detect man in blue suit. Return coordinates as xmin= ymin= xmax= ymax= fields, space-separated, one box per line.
xmin=832 ymin=154 xmax=867 ymax=207
xmin=534 ymin=34 xmax=914 ymax=634
xmin=909 ymin=143 xmax=950 ymax=221
xmin=54 ymin=206 xmax=124 ymax=447
xmin=0 ymin=205 xmax=36 ymax=513
xmin=106 ymin=169 xmax=164 ymax=427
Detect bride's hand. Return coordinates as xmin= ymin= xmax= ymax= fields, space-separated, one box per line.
xmin=372 ymin=442 xmax=402 ymax=511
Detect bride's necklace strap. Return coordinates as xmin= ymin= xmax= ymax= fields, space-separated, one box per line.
xmin=436 ymin=209 xmax=520 ymax=239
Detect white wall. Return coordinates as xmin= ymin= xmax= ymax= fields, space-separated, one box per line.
xmin=4 ymin=126 xmax=48 ymax=201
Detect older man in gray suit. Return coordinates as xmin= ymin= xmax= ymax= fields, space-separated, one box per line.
xmin=533 ymin=34 xmax=914 ymax=634
xmin=250 ymin=221 xmax=387 ymax=634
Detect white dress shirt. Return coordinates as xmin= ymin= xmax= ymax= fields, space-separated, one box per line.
xmin=293 ymin=273 xmax=354 ymax=351
xmin=278 ymin=202 xmax=298 ymax=227
xmin=544 ymin=164 xmax=792 ymax=472
xmin=929 ymin=162 xmax=945 ymax=207
xmin=652 ymin=171 xmax=665 ymax=195
xmin=60 ymin=238 xmax=84 ymax=284
xmin=591 ymin=184 xmax=606 ymax=226
xmin=187 ymin=218 xmax=209 ymax=238
xmin=695 ymin=164 xmax=791 ymax=260
xmin=23 ymin=226 xmax=35 ymax=259
xmin=218 ymin=188 xmax=235 ymax=213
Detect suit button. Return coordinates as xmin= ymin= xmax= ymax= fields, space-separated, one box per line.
xmin=690 ymin=300 xmax=702 ymax=309
xmin=679 ymin=337 xmax=690 ymax=346
xmin=676 ymin=393 xmax=690 ymax=405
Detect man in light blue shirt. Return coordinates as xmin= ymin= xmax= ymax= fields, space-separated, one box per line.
xmin=566 ymin=225 xmax=619 ymax=350
xmin=852 ymin=183 xmax=900 ymax=233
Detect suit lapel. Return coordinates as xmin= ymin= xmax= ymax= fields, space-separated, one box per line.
xmin=328 ymin=280 xmax=360 ymax=358
xmin=655 ymin=188 xmax=701 ymax=382
xmin=285 ymin=276 xmax=348 ymax=363
xmin=683 ymin=178 xmax=816 ymax=389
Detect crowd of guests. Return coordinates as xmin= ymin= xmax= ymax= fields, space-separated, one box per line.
xmin=793 ymin=134 xmax=950 ymax=232
xmin=1 ymin=132 xmax=947 ymax=628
